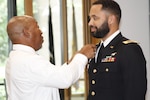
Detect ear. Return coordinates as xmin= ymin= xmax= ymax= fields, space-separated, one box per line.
xmin=108 ymin=15 xmax=115 ymax=25
xmin=22 ymin=28 xmax=31 ymax=38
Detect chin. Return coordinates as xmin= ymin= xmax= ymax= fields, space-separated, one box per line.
xmin=35 ymin=45 xmax=42 ymax=51
xmin=91 ymin=32 xmax=100 ymax=38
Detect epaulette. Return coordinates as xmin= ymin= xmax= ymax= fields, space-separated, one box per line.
xmin=123 ymin=40 xmax=138 ymax=44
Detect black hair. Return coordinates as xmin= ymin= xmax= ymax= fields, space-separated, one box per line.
xmin=93 ymin=0 xmax=121 ymax=23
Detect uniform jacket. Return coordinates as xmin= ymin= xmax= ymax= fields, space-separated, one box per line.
xmin=88 ymin=33 xmax=147 ymax=100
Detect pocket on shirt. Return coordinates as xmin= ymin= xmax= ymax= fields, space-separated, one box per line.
xmin=97 ymin=63 xmax=119 ymax=89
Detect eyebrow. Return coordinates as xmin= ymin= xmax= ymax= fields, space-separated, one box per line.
xmin=89 ymin=14 xmax=98 ymax=18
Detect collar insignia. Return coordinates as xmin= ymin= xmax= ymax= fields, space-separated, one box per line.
xmin=110 ymin=45 xmax=114 ymax=49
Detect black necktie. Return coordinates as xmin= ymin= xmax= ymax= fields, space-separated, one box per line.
xmin=97 ymin=43 xmax=104 ymax=62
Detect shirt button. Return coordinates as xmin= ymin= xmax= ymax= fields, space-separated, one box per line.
xmin=92 ymin=80 xmax=96 ymax=84
xmin=93 ymin=69 xmax=97 ymax=73
xmin=91 ymin=91 xmax=95 ymax=96
xmin=105 ymin=68 xmax=109 ymax=72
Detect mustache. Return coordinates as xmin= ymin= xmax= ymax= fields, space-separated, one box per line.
xmin=90 ymin=26 xmax=97 ymax=29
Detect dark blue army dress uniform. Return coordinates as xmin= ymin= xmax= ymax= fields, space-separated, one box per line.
xmin=88 ymin=33 xmax=147 ymax=100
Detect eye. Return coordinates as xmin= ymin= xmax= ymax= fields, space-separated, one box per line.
xmin=88 ymin=16 xmax=100 ymax=22
xmin=93 ymin=16 xmax=100 ymax=21
xmin=88 ymin=16 xmax=90 ymax=22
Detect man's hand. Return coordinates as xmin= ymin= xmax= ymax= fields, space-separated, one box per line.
xmin=66 ymin=44 xmax=96 ymax=64
xmin=78 ymin=44 xmax=96 ymax=59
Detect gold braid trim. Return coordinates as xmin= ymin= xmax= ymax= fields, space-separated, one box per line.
xmin=123 ymin=40 xmax=138 ymax=44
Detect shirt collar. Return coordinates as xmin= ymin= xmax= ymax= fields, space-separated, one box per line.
xmin=101 ymin=30 xmax=120 ymax=47
xmin=13 ymin=44 xmax=36 ymax=54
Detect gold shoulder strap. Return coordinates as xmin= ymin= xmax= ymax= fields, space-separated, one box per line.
xmin=123 ymin=40 xmax=138 ymax=44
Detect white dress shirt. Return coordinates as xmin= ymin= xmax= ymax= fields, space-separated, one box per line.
xmin=95 ymin=30 xmax=120 ymax=62
xmin=5 ymin=44 xmax=88 ymax=100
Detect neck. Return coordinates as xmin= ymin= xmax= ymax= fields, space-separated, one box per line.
xmin=102 ymin=28 xmax=119 ymax=42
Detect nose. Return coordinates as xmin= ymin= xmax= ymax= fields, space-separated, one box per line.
xmin=88 ymin=18 xmax=93 ymax=26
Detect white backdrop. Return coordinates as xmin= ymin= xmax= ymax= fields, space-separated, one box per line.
xmin=115 ymin=0 xmax=150 ymax=100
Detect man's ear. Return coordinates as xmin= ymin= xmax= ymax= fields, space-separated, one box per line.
xmin=108 ymin=15 xmax=115 ymax=25
xmin=22 ymin=28 xmax=31 ymax=38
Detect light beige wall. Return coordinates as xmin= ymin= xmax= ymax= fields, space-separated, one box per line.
xmin=115 ymin=0 xmax=150 ymax=100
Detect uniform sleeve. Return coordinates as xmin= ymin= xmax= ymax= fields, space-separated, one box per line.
xmin=120 ymin=43 xmax=147 ymax=100
xmin=28 ymin=53 xmax=88 ymax=89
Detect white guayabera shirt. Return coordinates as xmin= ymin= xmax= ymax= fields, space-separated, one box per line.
xmin=5 ymin=44 xmax=88 ymax=100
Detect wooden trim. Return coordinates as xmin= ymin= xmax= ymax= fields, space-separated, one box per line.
xmin=62 ymin=0 xmax=68 ymax=63
xmin=82 ymin=0 xmax=91 ymax=100
xmin=82 ymin=0 xmax=91 ymax=44
xmin=24 ymin=0 xmax=33 ymax=16
xmin=61 ymin=0 xmax=70 ymax=100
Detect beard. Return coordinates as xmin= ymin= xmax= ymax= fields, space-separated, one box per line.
xmin=90 ymin=20 xmax=110 ymax=38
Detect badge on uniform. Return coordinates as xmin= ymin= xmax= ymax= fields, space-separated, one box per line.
xmin=101 ymin=52 xmax=117 ymax=62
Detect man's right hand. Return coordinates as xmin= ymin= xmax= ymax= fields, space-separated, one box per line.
xmin=78 ymin=44 xmax=96 ymax=59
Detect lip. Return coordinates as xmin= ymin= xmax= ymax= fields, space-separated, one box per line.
xmin=90 ymin=27 xmax=96 ymax=32
xmin=41 ymin=36 xmax=44 ymax=43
